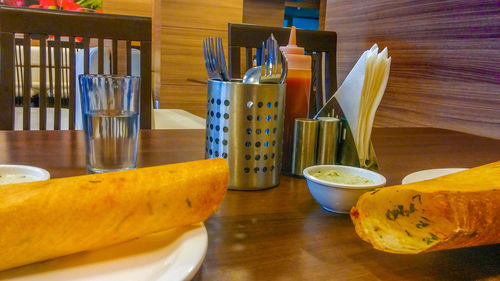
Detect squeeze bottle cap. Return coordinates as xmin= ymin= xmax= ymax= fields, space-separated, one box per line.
xmin=279 ymin=26 xmax=311 ymax=70
xmin=279 ymin=26 xmax=305 ymax=55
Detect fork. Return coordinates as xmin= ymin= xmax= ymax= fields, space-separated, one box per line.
xmin=260 ymin=34 xmax=286 ymax=84
xmin=202 ymin=37 xmax=221 ymax=80
xmin=202 ymin=37 xmax=230 ymax=81
xmin=215 ymin=37 xmax=230 ymax=81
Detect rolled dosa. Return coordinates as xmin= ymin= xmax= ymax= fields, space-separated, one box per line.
xmin=0 ymin=159 xmax=228 ymax=271
xmin=350 ymin=161 xmax=500 ymax=254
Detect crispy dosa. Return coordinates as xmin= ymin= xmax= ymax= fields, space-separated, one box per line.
xmin=350 ymin=161 xmax=500 ymax=254
xmin=0 ymin=159 xmax=228 ymax=271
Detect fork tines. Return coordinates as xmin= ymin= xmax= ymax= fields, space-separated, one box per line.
xmin=203 ymin=37 xmax=219 ymax=80
xmin=202 ymin=37 xmax=229 ymax=81
xmin=215 ymin=37 xmax=230 ymax=81
xmin=261 ymin=33 xmax=283 ymax=84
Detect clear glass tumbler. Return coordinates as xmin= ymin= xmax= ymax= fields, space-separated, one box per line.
xmin=79 ymin=75 xmax=141 ymax=173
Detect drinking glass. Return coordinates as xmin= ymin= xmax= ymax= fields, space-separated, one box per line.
xmin=79 ymin=74 xmax=141 ymax=173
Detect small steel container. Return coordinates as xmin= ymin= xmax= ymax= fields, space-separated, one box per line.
xmin=316 ymin=117 xmax=340 ymax=165
xmin=291 ymin=118 xmax=319 ymax=177
xmin=205 ymin=79 xmax=286 ymax=190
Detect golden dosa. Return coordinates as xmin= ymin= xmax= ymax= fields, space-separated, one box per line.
xmin=351 ymin=161 xmax=500 ymax=254
xmin=0 ymin=159 xmax=228 ymax=271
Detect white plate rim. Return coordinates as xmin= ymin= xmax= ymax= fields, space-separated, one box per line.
xmin=402 ymin=168 xmax=467 ymax=184
xmin=158 ymin=222 xmax=207 ymax=281
xmin=0 ymin=164 xmax=50 ymax=182
xmin=0 ymin=223 xmax=208 ymax=281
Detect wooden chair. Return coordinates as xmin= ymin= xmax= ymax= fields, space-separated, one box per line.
xmin=14 ymin=39 xmax=83 ymax=108
xmin=228 ymin=23 xmax=337 ymax=116
xmin=0 ymin=6 xmax=152 ymax=130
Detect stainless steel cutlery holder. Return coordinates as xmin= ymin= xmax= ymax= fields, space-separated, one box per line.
xmin=205 ymin=79 xmax=286 ymax=190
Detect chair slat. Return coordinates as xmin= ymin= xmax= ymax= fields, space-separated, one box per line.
xmin=39 ymin=35 xmax=47 ymax=130
xmin=326 ymin=51 xmax=336 ymax=96
xmin=256 ymin=47 xmax=262 ymax=66
xmin=98 ymin=38 xmax=104 ymax=74
xmin=19 ymin=44 xmax=24 ymax=100
xmin=15 ymin=44 xmax=22 ymax=105
xmin=83 ymin=37 xmax=89 ymax=74
xmin=245 ymin=48 xmax=252 ymax=72
xmin=0 ymin=32 xmax=15 ymax=130
xmin=22 ymin=33 xmax=31 ymax=130
xmin=63 ymin=46 xmax=69 ymax=102
xmin=112 ymin=39 xmax=118 ymax=75
xmin=54 ymin=35 xmax=62 ymax=130
xmin=69 ymin=36 xmax=76 ymax=130
xmin=229 ymin=46 xmax=240 ymax=79
xmin=60 ymin=45 xmax=66 ymax=101
xmin=47 ymin=42 xmax=53 ymax=104
xmin=126 ymin=40 xmax=131 ymax=75
xmin=140 ymin=41 xmax=152 ymax=129
xmin=312 ymin=52 xmax=323 ymax=117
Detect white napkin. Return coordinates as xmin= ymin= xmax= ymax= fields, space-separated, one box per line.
xmin=335 ymin=44 xmax=391 ymax=167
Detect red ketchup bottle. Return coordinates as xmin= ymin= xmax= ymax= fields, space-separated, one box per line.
xmin=280 ymin=26 xmax=312 ymax=174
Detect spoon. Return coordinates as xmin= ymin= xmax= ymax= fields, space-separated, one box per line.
xmin=242 ymin=66 xmax=262 ymax=84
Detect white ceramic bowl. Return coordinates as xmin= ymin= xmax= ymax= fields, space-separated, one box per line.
xmin=303 ymin=165 xmax=386 ymax=214
xmin=0 ymin=165 xmax=50 ymax=186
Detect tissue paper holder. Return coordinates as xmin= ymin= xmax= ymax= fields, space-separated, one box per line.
xmin=314 ymin=96 xmax=378 ymax=171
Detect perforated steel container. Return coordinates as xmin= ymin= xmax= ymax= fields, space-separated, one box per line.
xmin=205 ymin=79 xmax=286 ymax=190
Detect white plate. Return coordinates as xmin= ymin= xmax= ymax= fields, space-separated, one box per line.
xmin=0 ymin=223 xmax=207 ymax=281
xmin=0 ymin=164 xmax=50 ymax=185
xmin=402 ymin=168 xmax=467 ymax=184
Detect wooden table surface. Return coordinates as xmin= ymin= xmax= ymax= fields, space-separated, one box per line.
xmin=1 ymin=128 xmax=499 ymax=280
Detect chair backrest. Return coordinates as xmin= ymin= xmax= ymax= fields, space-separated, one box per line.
xmin=228 ymin=23 xmax=337 ymax=115
xmin=14 ymin=39 xmax=83 ymax=108
xmin=0 ymin=6 xmax=152 ymax=130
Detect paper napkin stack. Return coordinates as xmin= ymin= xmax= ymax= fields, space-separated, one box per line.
xmin=335 ymin=44 xmax=391 ymax=168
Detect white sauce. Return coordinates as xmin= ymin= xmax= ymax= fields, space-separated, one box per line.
xmin=0 ymin=174 xmax=39 ymax=185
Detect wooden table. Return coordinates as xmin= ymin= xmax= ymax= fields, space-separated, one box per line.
xmin=1 ymin=128 xmax=499 ymax=280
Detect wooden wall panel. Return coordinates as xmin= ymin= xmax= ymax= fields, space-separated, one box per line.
xmin=243 ymin=0 xmax=285 ymax=27
xmin=163 ymin=0 xmax=243 ymax=30
xmin=161 ymin=27 xmax=227 ymax=85
xmin=160 ymin=0 xmax=243 ymax=116
xmin=325 ymin=0 xmax=500 ymax=139
xmin=159 ymin=84 xmax=208 ymax=117
xmin=102 ymin=0 xmax=152 ymax=17
xmin=152 ymin=0 xmax=161 ymax=105
xmin=319 ymin=0 xmax=326 ymax=30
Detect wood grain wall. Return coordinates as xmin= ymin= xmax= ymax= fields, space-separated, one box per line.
xmin=319 ymin=0 xmax=326 ymax=30
xmin=243 ymin=0 xmax=285 ymax=27
xmin=102 ymin=0 xmax=152 ymax=17
xmin=325 ymin=0 xmax=500 ymax=139
xmin=159 ymin=0 xmax=243 ymax=116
